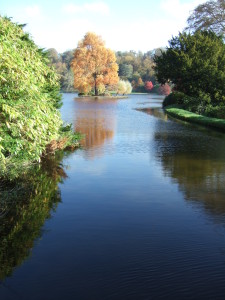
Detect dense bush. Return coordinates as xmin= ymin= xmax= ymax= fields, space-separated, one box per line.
xmin=163 ymin=92 xmax=225 ymax=119
xmin=163 ymin=92 xmax=186 ymax=107
xmin=155 ymin=31 xmax=225 ymax=117
xmin=0 ymin=17 xmax=79 ymax=168
xmin=204 ymin=105 xmax=225 ymax=119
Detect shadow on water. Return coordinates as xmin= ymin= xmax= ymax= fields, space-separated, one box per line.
xmin=0 ymin=152 xmax=69 ymax=281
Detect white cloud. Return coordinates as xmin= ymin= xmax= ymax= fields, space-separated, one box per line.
xmin=32 ymin=18 xmax=98 ymax=52
xmin=24 ymin=5 xmax=41 ymax=18
xmin=64 ymin=1 xmax=110 ymax=15
xmin=160 ymin=0 xmax=206 ymax=22
xmin=19 ymin=0 xmax=207 ymax=53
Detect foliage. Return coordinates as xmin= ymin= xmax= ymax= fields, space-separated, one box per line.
xmin=117 ymin=80 xmax=126 ymax=95
xmin=47 ymin=48 xmax=75 ymax=92
xmin=165 ymin=107 xmax=225 ymax=131
xmin=49 ymin=48 xmax=167 ymax=95
xmin=186 ymin=0 xmax=225 ymax=36
xmin=158 ymin=84 xmax=171 ymax=95
xmin=116 ymin=50 xmax=157 ymax=86
xmin=163 ymin=92 xmax=186 ymax=107
xmin=164 ymin=92 xmax=225 ymax=119
xmin=0 ymin=17 xmax=79 ymax=169
xmin=204 ymin=104 xmax=225 ymax=118
xmin=125 ymin=81 xmax=132 ymax=94
xmin=119 ymin=63 xmax=133 ymax=79
xmin=117 ymin=80 xmax=132 ymax=95
xmin=154 ymin=31 xmax=225 ymax=110
xmin=71 ymin=32 xmax=119 ymax=96
xmin=145 ymin=81 xmax=154 ymax=92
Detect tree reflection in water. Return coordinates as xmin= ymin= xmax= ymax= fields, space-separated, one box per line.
xmin=153 ymin=118 xmax=225 ymax=217
xmin=0 ymin=152 xmax=68 ymax=280
xmin=73 ymin=98 xmax=116 ymax=159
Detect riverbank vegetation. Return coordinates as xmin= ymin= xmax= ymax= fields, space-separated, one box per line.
xmin=165 ymin=107 xmax=225 ymax=131
xmin=0 ymin=17 xmax=80 ymax=174
xmin=154 ymin=0 xmax=225 ymax=122
xmin=1 ymin=0 xmax=225 ymax=174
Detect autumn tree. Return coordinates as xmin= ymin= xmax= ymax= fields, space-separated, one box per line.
xmin=117 ymin=80 xmax=127 ymax=95
xmin=137 ymin=77 xmax=144 ymax=87
xmin=117 ymin=80 xmax=132 ymax=95
xmin=71 ymin=32 xmax=119 ymax=96
xmin=186 ymin=0 xmax=225 ymax=35
xmin=125 ymin=81 xmax=132 ymax=94
xmin=158 ymin=84 xmax=171 ymax=96
xmin=145 ymin=81 xmax=154 ymax=92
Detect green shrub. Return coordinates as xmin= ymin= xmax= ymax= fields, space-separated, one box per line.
xmin=163 ymin=92 xmax=186 ymax=107
xmin=0 ymin=17 xmax=78 ymax=168
xmin=204 ymin=105 xmax=225 ymax=119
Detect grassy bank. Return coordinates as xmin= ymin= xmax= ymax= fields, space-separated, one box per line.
xmin=165 ymin=107 xmax=225 ymax=131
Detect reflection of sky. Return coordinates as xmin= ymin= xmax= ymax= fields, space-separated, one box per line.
xmin=2 ymin=93 xmax=225 ymax=299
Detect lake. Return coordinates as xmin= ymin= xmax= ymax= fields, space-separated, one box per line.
xmin=1 ymin=93 xmax=225 ymax=299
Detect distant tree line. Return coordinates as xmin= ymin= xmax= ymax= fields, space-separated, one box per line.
xmin=47 ymin=47 xmax=171 ymax=95
xmin=47 ymin=48 xmax=75 ymax=92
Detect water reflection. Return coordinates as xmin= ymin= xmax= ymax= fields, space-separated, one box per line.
xmin=73 ymin=98 xmax=117 ymax=159
xmin=136 ymin=107 xmax=168 ymax=121
xmin=0 ymin=152 xmax=67 ymax=280
xmin=153 ymin=118 xmax=225 ymax=217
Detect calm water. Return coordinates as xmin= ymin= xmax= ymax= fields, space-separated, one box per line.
xmin=1 ymin=93 xmax=225 ymax=299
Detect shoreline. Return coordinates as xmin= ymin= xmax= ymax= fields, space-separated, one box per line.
xmin=165 ymin=106 xmax=225 ymax=131
xmin=76 ymin=95 xmax=128 ymax=100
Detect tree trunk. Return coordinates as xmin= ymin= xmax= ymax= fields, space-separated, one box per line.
xmin=94 ymin=76 xmax=98 ymax=96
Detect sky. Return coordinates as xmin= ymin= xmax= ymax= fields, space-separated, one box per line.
xmin=1 ymin=0 xmax=206 ymax=53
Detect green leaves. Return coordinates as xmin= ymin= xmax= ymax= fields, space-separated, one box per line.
xmin=0 ymin=17 xmax=63 ymax=166
xmin=154 ymin=31 xmax=225 ymax=105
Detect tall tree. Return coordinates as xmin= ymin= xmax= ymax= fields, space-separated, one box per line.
xmin=119 ymin=64 xmax=133 ymax=79
xmin=154 ymin=31 xmax=225 ymax=103
xmin=186 ymin=0 xmax=225 ymax=35
xmin=71 ymin=32 xmax=119 ymax=95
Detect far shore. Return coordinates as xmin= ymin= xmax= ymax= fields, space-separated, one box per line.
xmin=76 ymin=95 xmax=128 ymax=100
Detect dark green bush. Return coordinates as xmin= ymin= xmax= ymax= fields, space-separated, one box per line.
xmin=204 ymin=105 xmax=225 ymax=119
xmin=163 ymin=92 xmax=186 ymax=107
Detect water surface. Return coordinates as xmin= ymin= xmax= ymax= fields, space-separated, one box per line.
xmin=1 ymin=94 xmax=225 ymax=299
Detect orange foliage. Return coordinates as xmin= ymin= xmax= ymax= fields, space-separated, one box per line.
xmin=71 ymin=32 xmax=119 ymax=95
xmin=137 ymin=77 xmax=144 ymax=87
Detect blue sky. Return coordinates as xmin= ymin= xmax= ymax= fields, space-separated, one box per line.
xmin=1 ymin=0 xmax=205 ymax=53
